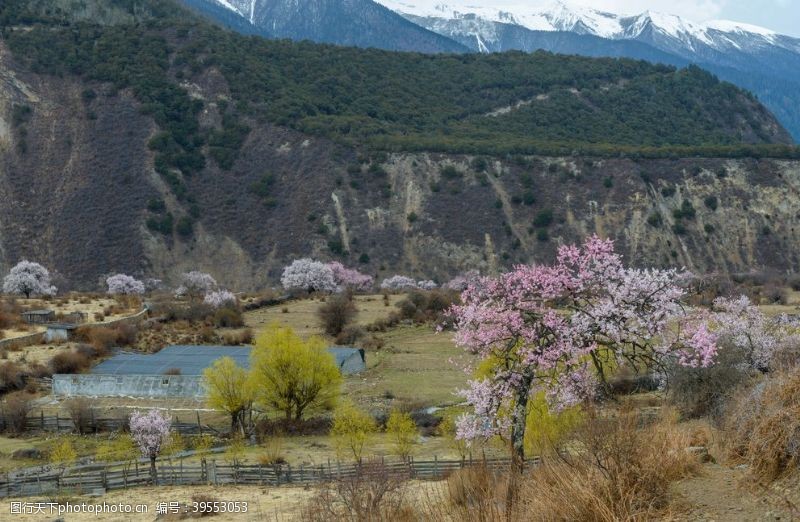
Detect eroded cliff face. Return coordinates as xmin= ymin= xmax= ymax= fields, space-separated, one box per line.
xmin=1 ymin=43 xmax=799 ymax=290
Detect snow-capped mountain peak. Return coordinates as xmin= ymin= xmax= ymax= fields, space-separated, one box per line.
xmin=376 ymin=0 xmax=785 ymax=51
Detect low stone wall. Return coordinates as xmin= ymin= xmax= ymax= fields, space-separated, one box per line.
xmin=52 ymin=374 xmax=204 ymax=398
xmin=0 ymin=331 xmax=45 ymax=351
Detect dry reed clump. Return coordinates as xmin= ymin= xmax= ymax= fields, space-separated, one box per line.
xmin=419 ymin=410 xmax=701 ymax=522
xmin=300 ymin=459 xmax=413 ymax=521
xmin=725 ymin=368 xmax=800 ymax=480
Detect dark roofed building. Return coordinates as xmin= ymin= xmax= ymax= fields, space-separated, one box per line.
xmin=21 ymin=309 xmax=55 ymax=324
xmin=54 ymin=344 xmax=366 ymax=398
xmin=328 ymin=347 xmax=367 ymax=375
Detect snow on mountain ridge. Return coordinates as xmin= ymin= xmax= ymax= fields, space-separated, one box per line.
xmin=376 ymin=0 xmax=784 ymax=48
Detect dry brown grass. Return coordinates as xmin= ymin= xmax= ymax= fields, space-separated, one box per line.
xmin=725 ymin=368 xmax=800 ymax=480
xmin=416 ymin=409 xmax=701 ymax=522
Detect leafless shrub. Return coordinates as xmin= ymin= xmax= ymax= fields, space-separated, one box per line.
xmin=66 ymin=397 xmax=93 ymax=434
xmin=725 ymin=368 xmax=800 ymax=480
xmin=164 ymin=368 xmax=182 ymax=375
xmin=0 ymin=361 xmax=25 ymax=393
xmin=49 ymin=351 xmax=90 ymax=374
xmin=335 ymin=325 xmax=365 ymax=346
xmin=221 ymin=328 xmax=253 ymax=346
xmin=3 ymin=391 xmax=33 ymax=435
xmin=763 ymin=284 xmax=787 ymax=305
xmin=213 ymin=308 xmax=244 ymax=328
xmin=301 ymin=459 xmax=412 ymax=521
xmin=668 ymin=341 xmax=754 ymax=421
xmin=420 ymin=409 xmax=699 ymax=522
xmin=318 ymin=292 xmax=357 ymax=336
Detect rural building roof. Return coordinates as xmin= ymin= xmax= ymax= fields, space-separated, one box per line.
xmin=90 ymin=344 xmax=364 ymax=376
xmin=23 ymin=309 xmax=54 ymax=315
xmin=328 ymin=347 xmax=365 ymax=366
xmin=46 ymin=323 xmax=78 ymax=330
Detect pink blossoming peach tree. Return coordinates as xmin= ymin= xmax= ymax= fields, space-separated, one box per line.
xmin=448 ymin=236 xmax=717 ymax=472
xmin=129 ymin=409 xmax=172 ymax=484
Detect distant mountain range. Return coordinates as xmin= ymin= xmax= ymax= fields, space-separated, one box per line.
xmin=181 ymin=0 xmax=467 ymax=52
xmin=184 ymin=0 xmax=800 ymax=141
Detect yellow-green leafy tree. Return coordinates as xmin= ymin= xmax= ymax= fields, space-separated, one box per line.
xmin=50 ymin=438 xmax=77 ymax=471
xmin=203 ymin=356 xmax=254 ymax=435
xmin=96 ymin=434 xmax=137 ymax=470
xmin=331 ymin=401 xmax=376 ymax=463
xmin=437 ymin=415 xmax=470 ymax=459
xmin=524 ymin=392 xmax=583 ymax=458
xmin=163 ymin=431 xmax=186 ymax=461
xmin=192 ymin=433 xmax=215 ymax=464
xmin=249 ymin=323 xmax=342 ymax=421
xmin=225 ymin=435 xmax=247 ymax=466
xmin=386 ymin=410 xmax=417 ymax=461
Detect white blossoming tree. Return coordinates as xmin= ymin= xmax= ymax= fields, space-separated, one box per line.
xmin=281 ymin=259 xmax=338 ymax=294
xmin=175 ymin=271 xmax=217 ymax=301
xmin=2 ymin=260 xmax=57 ymax=298
xmin=106 ymin=274 xmax=146 ymax=296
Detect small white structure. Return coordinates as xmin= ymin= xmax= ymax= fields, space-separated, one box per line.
xmin=45 ymin=323 xmax=78 ymax=343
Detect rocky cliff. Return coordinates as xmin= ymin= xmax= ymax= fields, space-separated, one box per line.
xmin=1 ymin=43 xmax=798 ymax=290
xmin=0 ymin=1 xmax=798 ymax=289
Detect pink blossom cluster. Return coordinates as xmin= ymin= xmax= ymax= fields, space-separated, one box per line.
xmin=106 ymin=274 xmax=145 ymax=296
xmin=328 ymin=262 xmax=373 ymax=291
xmin=129 ymin=409 xmax=171 ymax=459
xmin=2 ymin=260 xmax=57 ymax=298
xmin=449 ymin=235 xmax=718 ymax=443
xmin=711 ymin=295 xmax=794 ymax=370
xmin=175 ymin=271 xmax=217 ymax=299
xmin=203 ymin=289 xmax=237 ymax=308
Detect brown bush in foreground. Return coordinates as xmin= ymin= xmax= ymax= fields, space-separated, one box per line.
xmin=422 ymin=410 xmax=699 ymax=521
xmin=220 ymin=328 xmax=253 ymax=346
xmin=301 ymin=459 xmax=412 ymax=521
xmin=0 ymin=361 xmax=26 ymax=393
xmin=49 ymin=351 xmax=90 ymax=374
xmin=3 ymin=391 xmax=33 ymax=435
xmin=725 ymin=368 xmax=800 ymax=480
xmin=318 ymin=292 xmax=357 ymax=336
xmin=213 ymin=308 xmax=244 ymax=328
xmin=65 ymin=397 xmax=92 ymax=435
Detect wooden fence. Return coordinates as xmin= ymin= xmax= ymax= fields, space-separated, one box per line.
xmin=0 ymin=409 xmax=218 ymax=436
xmin=0 ymin=456 xmax=525 ymax=499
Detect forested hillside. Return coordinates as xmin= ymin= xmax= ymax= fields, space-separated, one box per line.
xmin=1 ymin=0 xmax=800 ymax=288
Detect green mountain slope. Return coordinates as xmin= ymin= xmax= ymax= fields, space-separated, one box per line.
xmin=1 ymin=0 xmax=793 ymax=176
xmin=1 ymin=0 xmax=800 ymax=289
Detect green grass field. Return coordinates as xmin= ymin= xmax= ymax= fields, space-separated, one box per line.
xmin=344 ymin=325 xmax=473 ymax=410
xmin=244 ymin=294 xmax=405 ymax=339
xmin=245 ymin=296 xmax=474 ymax=410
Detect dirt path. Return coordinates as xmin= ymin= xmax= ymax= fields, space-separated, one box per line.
xmin=672 ymin=463 xmax=795 ymax=521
